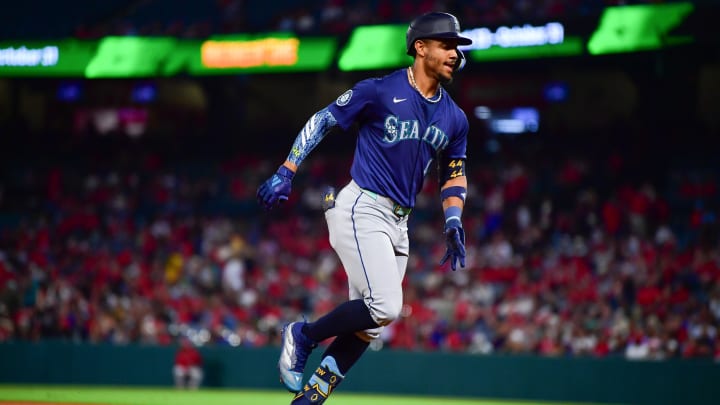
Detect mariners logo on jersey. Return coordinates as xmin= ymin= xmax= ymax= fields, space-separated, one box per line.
xmin=383 ymin=115 xmax=449 ymax=150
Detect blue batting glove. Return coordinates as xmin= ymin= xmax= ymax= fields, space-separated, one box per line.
xmin=440 ymin=217 xmax=466 ymax=271
xmin=257 ymin=166 xmax=295 ymax=210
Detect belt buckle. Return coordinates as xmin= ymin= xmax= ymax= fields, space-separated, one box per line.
xmin=392 ymin=203 xmax=411 ymax=217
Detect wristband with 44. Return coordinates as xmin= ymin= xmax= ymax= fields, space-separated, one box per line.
xmin=257 ymin=166 xmax=295 ymax=210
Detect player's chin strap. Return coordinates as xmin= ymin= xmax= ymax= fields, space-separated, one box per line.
xmin=454 ymin=49 xmax=466 ymax=72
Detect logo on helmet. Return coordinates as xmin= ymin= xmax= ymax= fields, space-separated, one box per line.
xmin=405 ymin=12 xmax=473 ymax=57
xmin=336 ymin=90 xmax=353 ymax=106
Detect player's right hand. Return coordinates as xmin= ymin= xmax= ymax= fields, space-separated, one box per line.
xmin=257 ymin=166 xmax=295 ymax=210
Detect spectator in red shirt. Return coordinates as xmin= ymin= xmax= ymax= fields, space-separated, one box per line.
xmin=174 ymin=337 xmax=203 ymax=389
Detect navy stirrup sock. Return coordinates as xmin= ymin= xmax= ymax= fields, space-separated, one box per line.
xmin=322 ymin=333 xmax=370 ymax=375
xmin=302 ymin=299 xmax=378 ymax=342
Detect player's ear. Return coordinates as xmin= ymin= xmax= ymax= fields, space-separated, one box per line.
xmin=414 ymin=40 xmax=427 ymax=57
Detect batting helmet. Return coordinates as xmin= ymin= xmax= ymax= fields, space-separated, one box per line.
xmin=405 ymin=12 xmax=472 ymax=56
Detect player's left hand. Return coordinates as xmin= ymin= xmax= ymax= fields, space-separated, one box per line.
xmin=440 ymin=218 xmax=466 ymax=271
xmin=257 ymin=166 xmax=295 ymax=210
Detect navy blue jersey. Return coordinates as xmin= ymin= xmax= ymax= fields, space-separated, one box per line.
xmin=327 ymin=68 xmax=469 ymax=208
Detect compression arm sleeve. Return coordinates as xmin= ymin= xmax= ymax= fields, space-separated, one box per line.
xmin=286 ymin=107 xmax=339 ymax=167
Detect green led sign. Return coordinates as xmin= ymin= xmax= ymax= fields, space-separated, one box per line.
xmin=339 ymin=22 xmax=582 ymax=69
xmin=338 ymin=25 xmax=412 ymax=71
xmin=0 ymin=3 xmax=699 ymax=79
xmin=468 ymin=38 xmax=584 ymax=61
xmin=0 ymin=40 xmax=95 ymax=76
xmin=462 ymin=22 xmax=584 ymax=61
xmin=587 ymin=3 xmax=694 ymax=55
xmin=189 ymin=34 xmax=337 ymax=74
xmin=85 ymin=37 xmax=177 ymax=78
xmin=0 ymin=35 xmax=336 ymax=78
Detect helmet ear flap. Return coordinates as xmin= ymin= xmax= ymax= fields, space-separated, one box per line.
xmin=454 ymin=49 xmax=466 ymax=72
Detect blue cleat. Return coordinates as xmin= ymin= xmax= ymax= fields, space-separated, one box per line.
xmin=279 ymin=322 xmax=318 ymax=393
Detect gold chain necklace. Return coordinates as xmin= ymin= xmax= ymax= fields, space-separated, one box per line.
xmin=407 ymin=67 xmax=442 ymax=104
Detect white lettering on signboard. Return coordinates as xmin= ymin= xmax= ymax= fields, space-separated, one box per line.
xmin=459 ymin=23 xmax=564 ymax=50
xmin=0 ymin=46 xmax=59 ymax=67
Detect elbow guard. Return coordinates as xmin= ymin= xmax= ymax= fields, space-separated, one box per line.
xmin=439 ymin=157 xmax=466 ymax=184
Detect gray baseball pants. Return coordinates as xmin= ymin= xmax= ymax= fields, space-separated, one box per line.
xmin=324 ymin=179 xmax=410 ymax=341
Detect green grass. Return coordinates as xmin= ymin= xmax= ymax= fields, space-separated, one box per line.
xmin=0 ymin=385 xmax=611 ymax=405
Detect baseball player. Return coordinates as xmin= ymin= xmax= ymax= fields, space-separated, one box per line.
xmin=257 ymin=12 xmax=472 ymax=405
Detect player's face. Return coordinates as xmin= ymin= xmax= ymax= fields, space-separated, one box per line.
xmin=422 ymin=38 xmax=460 ymax=84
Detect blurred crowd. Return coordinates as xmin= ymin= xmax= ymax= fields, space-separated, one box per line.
xmin=1 ymin=135 xmax=719 ymax=362
xmin=72 ymin=0 xmax=677 ymax=39
xmin=3 ymin=0 xmax=712 ymax=53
